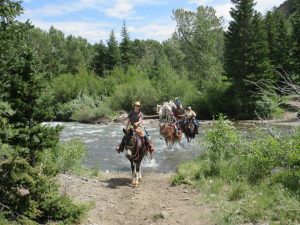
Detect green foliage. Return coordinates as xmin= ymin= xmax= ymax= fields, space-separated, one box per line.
xmin=69 ymin=95 xmax=113 ymax=122
xmin=254 ymin=94 xmax=283 ymax=119
xmin=28 ymin=27 xmax=93 ymax=77
xmin=41 ymin=139 xmax=86 ymax=174
xmin=225 ymin=0 xmax=273 ymax=119
xmin=120 ymin=21 xmax=134 ymax=70
xmin=152 ymin=62 xmax=198 ymax=103
xmin=0 ymin=2 xmax=86 ymax=223
xmin=172 ymin=116 xmax=300 ymax=224
xmin=265 ymin=10 xmax=292 ymax=72
xmin=49 ymin=70 xmax=105 ymax=104
xmin=106 ymin=30 xmax=121 ymax=70
xmin=90 ymin=41 xmax=107 ymax=77
xmin=290 ymin=0 xmax=300 ymax=77
xmin=109 ymin=67 xmax=159 ymax=114
xmin=173 ymin=6 xmax=224 ymax=86
xmin=227 ymin=182 xmax=247 ymax=201
xmin=0 ymin=157 xmax=85 ymax=224
xmin=205 ymin=115 xmax=239 ymax=175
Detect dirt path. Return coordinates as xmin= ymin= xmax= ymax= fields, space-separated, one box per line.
xmin=58 ymin=172 xmax=212 ymax=225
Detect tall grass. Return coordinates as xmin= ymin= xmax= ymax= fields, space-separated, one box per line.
xmin=171 ymin=116 xmax=300 ymax=224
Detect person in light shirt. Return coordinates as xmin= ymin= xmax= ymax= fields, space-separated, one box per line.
xmin=183 ymin=106 xmax=199 ymax=134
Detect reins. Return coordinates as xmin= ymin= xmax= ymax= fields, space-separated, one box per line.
xmin=125 ymin=135 xmax=140 ymax=161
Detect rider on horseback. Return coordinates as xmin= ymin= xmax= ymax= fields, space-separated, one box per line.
xmin=183 ymin=106 xmax=199 ymax=134
xmin=116 ymin=101 xmax=154 ymax=153
xmin=173 ymin=97 xmax=183 ymax=119
xmin=173 ymin=97 xmax=184 ymax=135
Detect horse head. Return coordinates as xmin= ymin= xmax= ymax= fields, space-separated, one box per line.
xmin=187 ymin=121 xmax=195 ymax=133
xmin=122 ymin=128 xmax=136 ymax=158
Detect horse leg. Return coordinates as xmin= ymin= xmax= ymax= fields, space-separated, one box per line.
xmin=132 ymin=162 xmax=137 ymax=185
xmin=133 ymin=162 xmax=139 ymax=186
xmin=130 ymin=161 xmax=134 ymax=177
xmin=137 ymin=161 xmax=142 ymax=180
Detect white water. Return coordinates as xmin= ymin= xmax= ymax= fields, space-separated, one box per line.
xmin=47 ymin=122 xmax=206 ymax=173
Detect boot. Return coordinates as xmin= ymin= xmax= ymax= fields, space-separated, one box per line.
xmin=195 ymin=126 xmax=199 ymax=134
xmin=144 ymin=138 xmax=155 ymax=153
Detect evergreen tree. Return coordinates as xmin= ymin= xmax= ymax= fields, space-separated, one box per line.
xmin=64 ymin=35 xmax=85 ymax=74
xmin=291 ymin=0 xmax=300 ymax=77
xmin=106 ymin=30 xmax=121 ymax=70
xmin=48 ymin=26 xmax=67 ymax=75
xmin=224 ymin=0 xmax=272 ymax=118
xmin=120 ymin=21 xmax=133 ymax=70
xmin=225 ymin=0 xmax=256 ymax=87
xmin=265 ymin=10 xmax=291 ymax=72
xmin=90 ymin=41 xmax=107 ymax=76
xmin=0 ymin=1 xmax=84 ymax=223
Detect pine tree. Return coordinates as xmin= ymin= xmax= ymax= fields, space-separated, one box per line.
xmin=91 ymin=41 xmax=107 ymax=76
xmin=265 ymin=10 xmax=291 ymax=72
xmin=225 ymin=0 xmax=272 ymax=118
xmin=0 ymin=1 xmax=84 ymax=223
xmin=120 ymin=21 xmax=133 ymax=70
xmin=106 ymin=30 xmax=121 ymax=70
xmin=64 ymin=35 xmax=84 ymax=74
xmin=291 ymin=0 xmax=300 ymax=77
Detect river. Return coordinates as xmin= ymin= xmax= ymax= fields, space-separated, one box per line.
xmin=46 ymin=121 xmax=205 ymax=173
xmin=46 ymin=120 xmax=299 ymax=173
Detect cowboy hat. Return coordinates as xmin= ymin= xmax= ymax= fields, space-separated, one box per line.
xmin=133 ymin=101 xmax=141 ymax=107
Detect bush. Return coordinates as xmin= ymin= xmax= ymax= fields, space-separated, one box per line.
xmin=49 ymin=70 xmax=105 ymax=103
xmin=109 ymin=74 xmax=159 ymax=114
xmin=55 ymin=95 xmax=114 ymax=122
xmin=254 ymin=94 xmax=283 ymax=119
xmin=41 ymin=139 xmax=86 ymax=174
xmin=172 ymin=116 xmax=300 ymax=224
xmin=205 ymin=115 xmax=240 ymax=176
xmin=69 ymin=95 xmax=114 ymax=122
xmin=0 ymin=158 xmax=86 ymax=224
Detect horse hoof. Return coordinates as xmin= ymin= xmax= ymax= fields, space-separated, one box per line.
xmin=138 ymin=177 xmax=142 ymax=180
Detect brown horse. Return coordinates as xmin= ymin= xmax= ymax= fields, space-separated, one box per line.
xmin=159 ymin=123 xmax=182 ymax=147
xmin=121 ymin=128 xmax=147 ymax=187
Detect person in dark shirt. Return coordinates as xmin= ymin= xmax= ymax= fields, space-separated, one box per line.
xmin=116 ymin=101 xmax=154 ymax=153
xmin=125 ymin=101 xmax=143 ymax=130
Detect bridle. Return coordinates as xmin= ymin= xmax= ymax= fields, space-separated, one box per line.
xmin=124 ymin=135 xmax=140 ymax=160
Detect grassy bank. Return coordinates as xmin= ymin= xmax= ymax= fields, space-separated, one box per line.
xmin=171 ymin=116 xmax=300 ymax=224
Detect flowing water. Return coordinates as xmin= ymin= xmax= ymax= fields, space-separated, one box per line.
xmin=47 ymin=121 xmax=299 ymax=173
xmin=48 ymin=122 xmax=206 ymax=173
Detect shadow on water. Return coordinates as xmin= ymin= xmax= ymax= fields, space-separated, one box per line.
xmin=104 ymin=177 xmax=132 ymax=189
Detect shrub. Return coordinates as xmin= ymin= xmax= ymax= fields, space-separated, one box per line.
xmin=254 ymin=94 xmax=282 ymax=119
xmin=172 ymin=116 xmax=300 ymax=224
xmin=49 ymin=70 xmax=105 ymax=103
xmin=109 ymin=76 xmax=159 ymax=114
xmin=205 ymin=115 xmax=240 ymax=176
xmin=41 ymin=139 xmax=86 ymax=174
xmin=55 ymin=95 xmax=114 ymax=122
xmin=69 ymin=95 xmax=114 ymax=122
xmin=227 ymin=182 xmax=247 ymax=201
xmin=0 ymin=158 xmax=85 ymax=224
